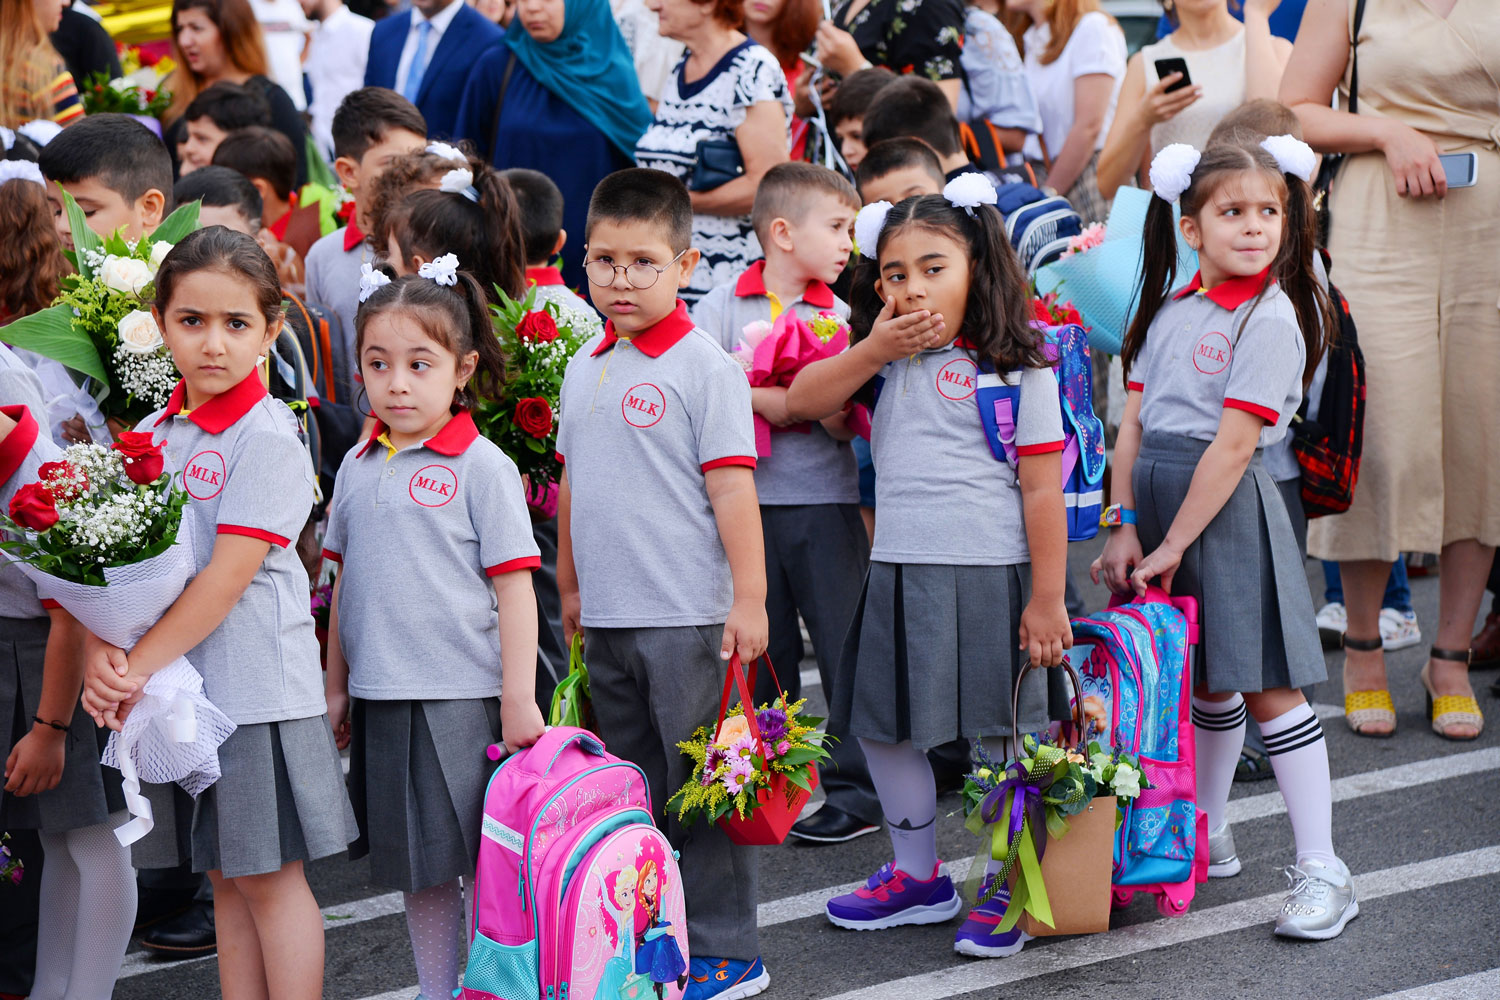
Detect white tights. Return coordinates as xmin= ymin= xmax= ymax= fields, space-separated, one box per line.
xmin=404 ymin=877 xmax=465 ymax=1000
xmin=31 ymin=814 xmax=137 ymax=1000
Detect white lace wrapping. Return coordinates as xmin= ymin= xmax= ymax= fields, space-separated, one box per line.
xmin=12 ymin=514 xmax=236 ymax=846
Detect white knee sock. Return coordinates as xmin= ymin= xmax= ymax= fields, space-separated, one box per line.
xmin=31 ymin=828 xmax=80 ymax=1000
xmin=1192 ymin=694 xmax=1246 ymax=834
xmin=858 ymin=739 xmax=938 ymax=878
xmin=1258 ymin=703 xmax=1338 ymax=868
xmin=31 ymin=816 xmax=136 ymax=1000
xmin=404 ymin=878 xmax=465 ymax=1000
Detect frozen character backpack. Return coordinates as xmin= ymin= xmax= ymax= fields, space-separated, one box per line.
xmin=1067 ymin=588 xmax=1208 ymax=916
xmin=463 ymin=727 xmax=690 ymax=1000
xmin=975 ymin=322 xmax=1107 ymax=541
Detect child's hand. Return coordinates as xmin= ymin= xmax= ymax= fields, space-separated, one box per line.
xmin=751 ymin=386 xmax=798 ymax=427
xmin=1018 ymin=597 xmax=1072 ymax=667
xmin=864 ymin=297 xmax=945 ymax=363
xmin=1091 ymin=527 xmax=1144 ymax=595
xmin=81 ymin=637 xmax=137 ymax=730
xmin=4 ymin=724 xmax=66 ymax=796
xmin=561 ymin=589 xmax=583 ymax=645
xmin=326 ymin=688 xmax=351 ymax=751
xmin=721 ymin=598 xmax=769 ymax=665
xmin=1131 ymin=539 xmax=1183 ymax=596
xmin=501 ymin=695 xmax=548 ymax=755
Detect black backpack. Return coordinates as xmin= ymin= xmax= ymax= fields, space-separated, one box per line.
xmin=1289 ymin=254 xmax=1366 ymax=518
xmin=281 ymin=293 xmax=363 ymax=506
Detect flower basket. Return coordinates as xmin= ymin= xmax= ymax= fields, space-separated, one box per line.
xmin=713 ymin=657 xmax=816 ymax=846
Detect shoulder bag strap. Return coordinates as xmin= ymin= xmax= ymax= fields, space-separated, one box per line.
xmin=488 ymin=52 xmax=519 ymax=164
xmin=1348 ymin=0 xmax=1367 ymax=115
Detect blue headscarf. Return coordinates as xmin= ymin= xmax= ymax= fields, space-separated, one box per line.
xmin=506 ymin=0 xmax=654 ymax=162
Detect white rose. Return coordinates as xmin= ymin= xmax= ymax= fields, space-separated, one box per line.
xmin=148 ymin=241 xmax=173 ymax=271
xmin=117 ymin=310 xmax=164 ymax=355
xmin=100 ymin=255 xmax=153 ymax=296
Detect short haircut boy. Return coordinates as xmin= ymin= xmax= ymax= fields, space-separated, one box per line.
xmin=750 ymin=162 xmax=860 ymax=245
xmin=183 ymin=81 xmax=273 ymax=133
xmin=1206 ymin=98 xmax=1304 ymax=146
xmin=37 ymin=113 xmax=172 ymax=206
xmin=856 ymin=138 xmax=947 ymax=193
xmin=331 ymin=86 xmax=428 ymax=163
xmin=212 ymin=126 xmax=298 ymax=202
xmin=859 ymin=76 xmax=963 ymax=158
xmin=174 ymin=165 xmax=264 ymax=229
xmin=585 ymin=168 xmax=692 ymax=253
xmin=828 ymin=66 xmax=897 ymax=131
xmin=501 ymin=168 xmax=566 ymax=266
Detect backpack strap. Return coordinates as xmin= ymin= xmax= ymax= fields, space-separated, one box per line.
xmin=286 ymin=292 xmax=336 ymax=404
xmin=487 ymin=52 xmax=519 ymax=164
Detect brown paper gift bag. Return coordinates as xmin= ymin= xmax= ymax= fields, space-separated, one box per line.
xmin=1017 ymin=794 xmax=1116 ymax=937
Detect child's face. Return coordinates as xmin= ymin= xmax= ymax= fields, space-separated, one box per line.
xmin=1182 ymin=170 xmax=1284 ymax=287
xmin=583 ymin=219 xmax=698 ymax=336
xmin=360 ymin=310 xmax=478 ymax=445
xmin=154 ymin=267 xmax=279 ymax=408
xmin=179 ymin=117 xmax=228 ymax=174
xmin=48 ymin=178 xmax=163 ymax=249
xmin=835 ymin=118 xmax=866 ymax=173
xmin=874 ymin=225 xmax=970 ymax=344
xmin=860 ymin=167 xmax=942 ymax=209
xmin=781 ymin=192 xmax=855 ymax=286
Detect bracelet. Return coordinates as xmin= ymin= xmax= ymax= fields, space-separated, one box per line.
xmin=33 ymin=715 xmax=68 ymax=733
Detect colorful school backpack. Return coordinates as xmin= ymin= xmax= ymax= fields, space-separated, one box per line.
xmin=994 ymin=182 xmax=1084 ymax=275
xmin=463 ymin=727 xmax=691 ymax=1000
xmin=1289 ymin=263 xmax=1366 ymax=519
xmin=1067 ymin=589 xmax=1207 ymax=917
xmin=974 ymin=322 xmax=1106 ymax=541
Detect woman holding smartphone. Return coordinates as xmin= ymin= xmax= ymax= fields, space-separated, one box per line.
xmin=1282 ymin=0 xmax=1500 ymax=743
xmin=1096 ymin=0 xmax=1290 ymax=202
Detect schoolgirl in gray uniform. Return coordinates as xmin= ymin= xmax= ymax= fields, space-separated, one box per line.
xmin=1094 ymin=139 xmax=1356 ymax=941
xmin=786 ymin=183 xmax=1073 ymax=958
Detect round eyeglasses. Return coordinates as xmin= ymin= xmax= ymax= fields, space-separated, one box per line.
xmin=583 ymin=249 xmax=688 ymax=290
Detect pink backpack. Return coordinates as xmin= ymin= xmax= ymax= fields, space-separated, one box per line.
xmin=462 ymin=727 xmax=690 ymax=1000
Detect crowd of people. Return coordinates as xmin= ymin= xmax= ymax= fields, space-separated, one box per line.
xmin=1 ymin=0 xmax=1498 ymax=998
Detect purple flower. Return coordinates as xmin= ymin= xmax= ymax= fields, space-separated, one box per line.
xmin=756 ymin=707 xmax=789 ymax=746
xmin=702 ymin=744 xmax=728 ymax=785
xmin=8 ymin=868 xmax=20 ymax=885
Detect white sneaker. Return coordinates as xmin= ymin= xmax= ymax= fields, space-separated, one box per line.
xmin=1379 ymin=607 xmax=1422 ymax=651
xmin=1274 ymin=858 xmax=1359 ymax=941
xmin=1315 ymin=602 xmax=1347 ymax=650
xmin=1207 ymin=823 xmax=1241 ymax=878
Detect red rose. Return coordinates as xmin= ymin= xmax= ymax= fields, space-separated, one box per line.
xmin=9 ymin=483 xmax=58 ymax=531
xmin=37 ymin=461 xmax=86 ymax=501
xmin=112 ymin=431 xmax=165 ymax=485
xmin=514 ymin=397 xmax=554 ymax=439
xmin=516 ymin=310 xmax=559 ymax=343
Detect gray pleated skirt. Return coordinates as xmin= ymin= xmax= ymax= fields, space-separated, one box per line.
xmin=1134 ymin=432 xmax=1325 ymax=693
xmin=832 ymin=562 xmax=1071 ymax=750
xmin=189 ymin=715 xmax=357 ymax=878
xmin=348 ymin=697 xmax=501 ymax=893
xmin=0 ymin=616 xmax=125 ymax=832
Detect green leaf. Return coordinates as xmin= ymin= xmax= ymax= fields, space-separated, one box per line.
xmin=151 ymin=200 xmax=201 ymax=246
xmin=524 ymin=436 xmax=547 ymax=454
xmin=63 ymin=191 xmax=103 ymax=277
xmin=786 ymin=769 xmax=812 ymax=793
xmin=0 ymin=305 xmax=107 ymax=382
xmin=304 ymin=136 xmax=338 ymax=189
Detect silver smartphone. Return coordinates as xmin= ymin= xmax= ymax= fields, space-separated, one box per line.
xmin=1439 ymin=151 xmax=1478 ymax=188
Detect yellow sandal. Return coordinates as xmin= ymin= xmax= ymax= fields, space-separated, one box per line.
xmin=1421 ymin=648 xmax=1484 ymax=741
xmin=1343 ymin=635 xmax=1395 ymax=738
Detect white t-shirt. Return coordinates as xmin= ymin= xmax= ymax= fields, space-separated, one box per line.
xmin=305 ymin=5 xmax=374 ymax=159
xmin=1021 ymin=12 xmax=1127 ymax=163
xmin=250 ymin=0 xmax=311 ymax=112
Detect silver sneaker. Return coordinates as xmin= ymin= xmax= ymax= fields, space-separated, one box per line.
xmin=1207 ymin=823 xmax=1240 ymax=878
xmin=1274 ymin=858 xmax=1359 ymax=940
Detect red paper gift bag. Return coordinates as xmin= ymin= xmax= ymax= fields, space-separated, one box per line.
xmin=712 ymin=655 xmax=818 ymax=846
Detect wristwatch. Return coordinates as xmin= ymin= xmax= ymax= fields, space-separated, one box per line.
xmin=1101 ymin=504 xmax=1136 ymax=528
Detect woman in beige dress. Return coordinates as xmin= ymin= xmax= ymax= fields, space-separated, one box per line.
xmin=1282 ymin=0 xmax=1500 ymax=741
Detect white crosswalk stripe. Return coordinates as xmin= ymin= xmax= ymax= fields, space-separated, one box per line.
xmin=1370 ymin=969 xmax=1500 ymax=999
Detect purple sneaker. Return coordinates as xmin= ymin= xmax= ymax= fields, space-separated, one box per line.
xmin=953 ymin=889 xmax=1031 ymax=958
xmin=826 ymin=862 xmax=963 ymax=930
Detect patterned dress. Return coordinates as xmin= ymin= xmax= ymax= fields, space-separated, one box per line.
xmin=635 ymin=40 xmax=792 ymax=303
xmin=832 ymin=0 xmax=966 ymax=84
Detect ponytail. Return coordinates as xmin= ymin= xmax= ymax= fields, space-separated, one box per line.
xmin=454 ymin=271 xmax=508 ymax=405
xmin=1271 ymin=170 xmax=1334 ymax=386
xmin=1120 ymin=195 xmax=1181 ymax=383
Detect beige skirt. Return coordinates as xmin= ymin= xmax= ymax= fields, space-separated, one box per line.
xmin=1306 ymin=146 xmax=1500 ymax=562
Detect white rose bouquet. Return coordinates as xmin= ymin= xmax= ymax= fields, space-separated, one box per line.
xmin=2 ymin=193 xmax=198 ymax=426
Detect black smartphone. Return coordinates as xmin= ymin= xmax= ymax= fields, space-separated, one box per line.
xmin=1154 ymin=57 xmax=1192 ymax=93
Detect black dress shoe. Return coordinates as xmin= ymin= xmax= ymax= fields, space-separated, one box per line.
xmin=133 ymin=887 xmax=195 ymax=931
xmin=139 ymin=901 xmax=216 ymax=955
xmin=788 ymin=806 xmax=880 ymax=844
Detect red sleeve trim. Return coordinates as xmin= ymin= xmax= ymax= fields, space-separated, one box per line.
xmin=485 ymin=555 xmax=542 ymax=576
xmin=701 ymin=456 xmax=757 ymax=472
xmin=1224 ymin=398 xmax=1280 ymax=423
xmin=554 ymin=451 xmax=565 ymax=465
xmin=218 ymin=524 xmax=292 ymax=547
xmin=1126 ymin=381 xmax=1144 ymax=392
xmin=1017 ymin=440 xmax=1066 ymax=456
xmin=321 ymin=548 xmax=343 ymax=563
xmin=40 ymin=599 xmax=61 ymax=610
xmin=0 ymin=405 xmax=40 ymax=485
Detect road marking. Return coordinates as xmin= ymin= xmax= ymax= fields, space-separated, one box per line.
xmin=818 ymin=845 xmax=1500 ymax=1000
xmin=1371 ymin=969 xmax=1500 ymax=999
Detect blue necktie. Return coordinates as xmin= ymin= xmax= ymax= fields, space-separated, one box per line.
xmin=402 ymin=20 xmax=433 ymax=103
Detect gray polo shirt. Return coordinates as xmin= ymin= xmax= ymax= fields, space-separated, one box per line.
xmin=869 ymin=341 xmax=1064 ymax=566
xmin=1129 ymin=271 xmax=1304 ymax=448
xmin=322 ymin=411 xmax=540 ymax=700
xmin=0 ymin=348 xmax=59 ymax=621
xmin=693 ymin=262 xmax=860 ymax=506
xmin=140 ymin=374 xmax=326 ymax=725
xmin=305 ymin=224 xmax=370 ymax=381
xmin=557 ymin=301 xmax=757 ymax=628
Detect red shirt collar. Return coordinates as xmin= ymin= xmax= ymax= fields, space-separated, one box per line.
xmin=355 ymin=409 xmax=480 ymax=458
xmin=591 ymin=300 xmax=695 ymax=358
xmin=0 ymin=404 xmax=41 ymax=486
xmin=526 ymin=266 xmax=565 ymax=287
xmin=343 ymin=218 xmax=366 ymax=253
xmin=1172 ymin=267 xmax=1273 ymax=310
xmin=153 ymin=370 xmax=268 ymax=433
xmin=733 ymin=260 xmax=836 ymax=310
xmin=268 ymin=193 xmax=300 ymax=241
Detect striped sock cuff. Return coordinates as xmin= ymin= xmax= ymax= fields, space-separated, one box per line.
xmin=1262 ymin=714 xmax=1325 ymax=756
xmin=1192 ymin=701 xmax=1248 ymax=732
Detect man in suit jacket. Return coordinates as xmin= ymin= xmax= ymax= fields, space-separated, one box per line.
xmin=364 ymin=0 xmax=502 ymax=139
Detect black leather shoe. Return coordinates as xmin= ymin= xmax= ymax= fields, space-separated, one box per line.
xmin=133 ymin=887 xmax=194 ymax=931
xmin=139 ymin=901 xmax=216 ymax=955
xmin=788 ymin=806 xmax=880 ymax=844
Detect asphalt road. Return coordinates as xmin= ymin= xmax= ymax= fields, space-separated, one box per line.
xmin=111 ymin=538 xmax=1500 ymax=1000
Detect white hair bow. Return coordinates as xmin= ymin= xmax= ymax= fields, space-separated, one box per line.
xmin=439 ymin=168 xmax=479 ymax=202
xmin=854 ymin=201 xmax=894 ymax=260
xmin=358 ymin=262 xmax=392 ymax=303
xmin=942 ymin=172 xmax=997 ymax=216
xmin=1149 ymin=143 xmax=1202 ymax=203
xmin=418 ymin=253 xmax=460 ymax=287
xmin=1260 ymin=134 xmax=1317 ymax=183
xmin=0 ymin=160 xmax=46 ymax=190
xmin=425 ymin=141 xmax=467 ymax=165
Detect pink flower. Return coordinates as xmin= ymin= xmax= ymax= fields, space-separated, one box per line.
xmin=777 ymin=741 xmax=791 ymax=756
xmin=721 ymin=757 xmax=754 ymax=794
xmin=1060 ymin=222 xmax=1106 ymax=259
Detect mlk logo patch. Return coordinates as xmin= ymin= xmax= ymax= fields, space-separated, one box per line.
xmin=182 ymin=450 xmax=226 ymax=500
xmin=1193 ymin=332 xmax=1232 ymax=375
xmin=936 ymin=359 xmax=978 ymax=401
xmin=621 ymin=383 xmax=666 ymax=428
xmin=410 ymin=465 xmax=458 ymax=507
